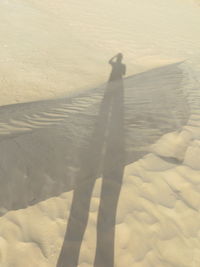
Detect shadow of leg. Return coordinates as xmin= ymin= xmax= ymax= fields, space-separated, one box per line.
xmin=94 ymin=82 xmax=125 ymax=267
xmin=56 ymin=178 xmax=96 ymax=267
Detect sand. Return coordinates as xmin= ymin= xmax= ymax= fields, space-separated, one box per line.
xmin=0 ymin=0 xmax=200 ymax=105
xmin=0 ymin=0 xmax=200 ymax=266
xmin=0 ymin=59 xmax=200 ymax=266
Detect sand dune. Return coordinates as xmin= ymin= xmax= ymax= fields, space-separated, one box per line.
xmin=0 ymin=0 xmax=200 ymax=105
xmin=0 ymin=60 xmax=198 ymax=266
xmin=1 ymin=0 xmax=200 ymax=266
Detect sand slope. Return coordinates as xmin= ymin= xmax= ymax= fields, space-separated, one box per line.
xmin=0 ymin=63 xmax=188 ymax=215
xmin=0 ymin=61 xmax=199 ymax=267
xmin=0 ymin=0 xmax=200 ymax=105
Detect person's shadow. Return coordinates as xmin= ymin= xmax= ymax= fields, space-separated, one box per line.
xmin=56 ymin=53 xmax=126 ymax=267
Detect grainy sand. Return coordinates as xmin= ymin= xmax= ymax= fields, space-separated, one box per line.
xmin=0 ymin=0 xmax=200 ymax=266
xmin=0 ymin=60 xmax=200 ymax=267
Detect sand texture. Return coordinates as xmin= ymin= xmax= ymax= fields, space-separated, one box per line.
xmin=1 ymin=0 xmax=200 ymax=266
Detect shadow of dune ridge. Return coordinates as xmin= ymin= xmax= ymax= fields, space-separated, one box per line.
xmin=0 ymin=62 xmax=190 ymax=217
xmin=56 ymin=76 xmax=125 ymax=267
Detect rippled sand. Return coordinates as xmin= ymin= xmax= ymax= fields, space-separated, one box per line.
xmin=0 ymin=60 xmax=200 ymax=266
xmin=1 ymin=0 xmax=200 ymax=266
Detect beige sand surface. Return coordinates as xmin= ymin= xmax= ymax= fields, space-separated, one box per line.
xmin=0 ymin=0 xmax=200 ymax=105
xmin=1 ymin=124 xmax=200 ymax=267
xmin=0 ymin=0 xmax=200 ymax=266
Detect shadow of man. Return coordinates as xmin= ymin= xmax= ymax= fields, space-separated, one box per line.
xmin=57 ymin=53 xmax=126 ymax=267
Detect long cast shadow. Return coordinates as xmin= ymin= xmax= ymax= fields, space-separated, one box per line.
xmin=57 ymin=54 xmax=126 ymax=267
